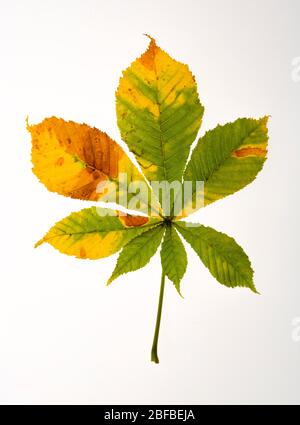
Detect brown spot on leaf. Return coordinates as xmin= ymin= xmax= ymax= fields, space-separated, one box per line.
xmin=232 ymin=147 xmax=267 ymax=158
xmin=56 ymin=157 xmax=64 ymax=166
xmin=92 ymin=170 xmax=101 ymax=180
xmin=139 ymin=35 xmax=158 ymax=70
xmin=79 ymin=247 xmax=87 ymax=258
xmin=119 ymin=214 xmax=149 ymax=227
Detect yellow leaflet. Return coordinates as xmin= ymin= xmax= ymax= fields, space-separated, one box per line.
xmin=29 ymin=117 xmax=150 ymax=209
xmin=116 ymin=36 xmax=204 ymax=184
xmin=36 ymin=207 xmax=160 ymax=260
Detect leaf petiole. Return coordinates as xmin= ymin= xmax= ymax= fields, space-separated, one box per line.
xmin=151 ymin=270 xmax=166 ymax=364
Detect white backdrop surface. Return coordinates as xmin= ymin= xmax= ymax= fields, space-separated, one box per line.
xmin=0 ymin=0 xmax=299 ymax=404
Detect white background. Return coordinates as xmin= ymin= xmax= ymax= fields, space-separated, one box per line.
xmin=0 ymin=0 xmax=299 ymax=404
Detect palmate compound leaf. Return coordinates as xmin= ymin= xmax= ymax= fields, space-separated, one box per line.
xmin=35 ymin=206 xmax=161 ymax=260
xmin=116 ymin=36 xmax=204 ymax=185
xmin=175 ymin=222 xmax=257 ymax=293
xmin=107 ymin=224 xmax=165 ymax=284
xmin=29 ymin=36 xmax=269 ymax=364
xmin=178 ymin=117 xmax=269 ymax=218
xmin=29 ymin=117 xmax=159 ymax=215
xmin=160 ymin=225 xmax=187 ymax=295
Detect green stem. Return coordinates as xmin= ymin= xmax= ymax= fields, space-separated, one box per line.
xmin=151 ymin=271 xmax=166 ymax=364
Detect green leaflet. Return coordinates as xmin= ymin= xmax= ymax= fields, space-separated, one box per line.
xmin=176 ymin=222 xmax=256 ymax=293
xmin=107 ymin=224 xmax=165 ymax=284
xmin=35 ymin=206 xmax=160 ymax=260
xmin=181 ymin=117 xmax=268 ymax=216
xmin=160 ymin=225 xmax=187 ymax=294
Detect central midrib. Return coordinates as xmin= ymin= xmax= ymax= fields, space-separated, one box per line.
xmin=43 ymin=222 xmax=162 ymax=243
xmin=152 ymin=59 xmax=168 ymax=184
